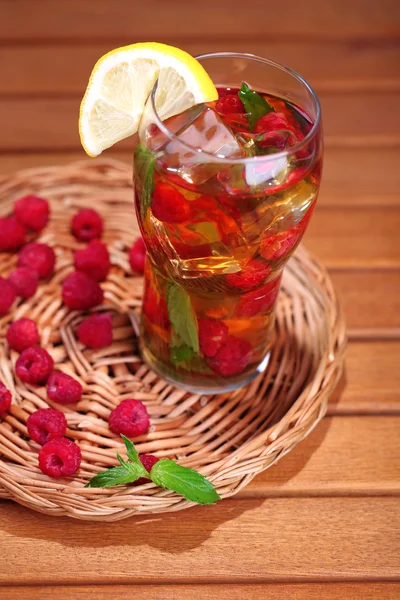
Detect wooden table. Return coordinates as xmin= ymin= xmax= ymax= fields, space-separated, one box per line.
xmin=0 ymin=1 xmax=399 ymax=598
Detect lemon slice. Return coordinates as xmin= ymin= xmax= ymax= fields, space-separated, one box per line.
xmin=79 ymin=42 xmax=218 ymax=157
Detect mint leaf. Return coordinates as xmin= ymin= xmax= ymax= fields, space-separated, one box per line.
xmin=150 ymin=459 xmax=220 ymax=504
xmin=134 ymin=143 xmax=155 ymax=218
xmin=171 ymin=343 xmax=195 ymax=366
xmin=121 ymin=434 xmax=139 ymax=463
xmin=166 ymin=282 xmax=199 ymax=353
xmin=85 ymin=461 xmax=146 ymax=488
xmin=239 ymin=82 xmax=274 ymax=131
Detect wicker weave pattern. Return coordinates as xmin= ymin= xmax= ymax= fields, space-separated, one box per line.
xmin=0 ymin=160 xmax=346 ymax=520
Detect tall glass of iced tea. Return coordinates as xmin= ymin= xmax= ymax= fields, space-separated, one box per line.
xmin=134 ymin=53 xmax=322 ymax=393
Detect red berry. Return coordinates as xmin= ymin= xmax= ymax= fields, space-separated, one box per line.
xmin=143 ymin=286 xmax=170 ymax=329
xmin=198 ymin=318 xmax=229 ymax=358
xmin=207 ymin=335 xmax=252 ymax=377
xmin=38 ymin=437 xmax=81 ymax=478
xmin=14 ymin=194 xmax=50 ymax=232
xmin=16 ymin=347 xmax=54 ymax=385
xmin=71 ymin=208 xmax=103 ymax=242
xmin=133 ymin=454 xmax=160 ymax=486
xmin=47 ymin=371 xmax=83 ymax=404
xmin=0 ymin=278 xmax=16 ymax=315
xmin=0 ymin=216 xmax=26 ymax=251
xmin=255 ymin=112 xmax=297 ymax=135
xmin=6 ymin=318 xmax=40 ymax=352
xmin=74 ymin=240 xmax=110 ymax=282
xmin=18 ymin=242 xmax=56 ymax=279
xmin=260 ymin=228 xmax=301 ymax=261
xmin=27 ymin=408 xmax=67 ymax=446
xmin=216 ymin=94 xmax=244 ymax=115
xmin=172 ymin=240 xmax=211 ymax=260
xmin=0 ymin=381 xmax=12 ymax=415
xmin=151 ymin=182 xmax=191 ymax=223
xmin=109 ymin=399 xmax=150 ymax=437
xmin=62 ymin=271 xmax=103 ymax=310
xmin=8 ymin=267 xmax=39 ymax=298
xmin=77 ymin=313 xmax=113 ymax=349
xmin=129 ymin=237 xmax=146 ymax=274
xmin=237 ymin=277 xmax=281 ymax=317
xmin=226 ymin=259 xmax=271 ymax=291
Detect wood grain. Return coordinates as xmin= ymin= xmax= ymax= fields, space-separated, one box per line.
xmin=1 ymin=41 xmax=399 ymax=95
xmin=0 ymin=498 xmax=398 ymax=584
xmin=0 ymin=583 xmax=398 ymax=600
xmin=243 ymin=416 xmax=400 ymax=497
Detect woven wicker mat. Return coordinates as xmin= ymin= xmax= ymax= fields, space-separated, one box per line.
xmin=0 ymin=159 xmax=346 ymax=520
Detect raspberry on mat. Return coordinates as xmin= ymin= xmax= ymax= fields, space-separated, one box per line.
xmin=16 ymin=347 xmax=54 ymax=385
xmin=0 ymin=381 xmax=12 ymax=415
xmin=71 ymin=208 xmax=103 ymax=242
xmin=0 ymin=278 xmax=16 ymax=315
xmin=8 ymin=267 xmax=39 ymax=299
xmin=38 ymin=437 xmax=82 ymax=478
xmin=109 ymin=399 xmax=150 ymax=437
xmin=27 ymin=408 xmax=67 ymax=446
xmin=6 ymin=318 xmax=40 ymax=353
xmin=62 ymin=271 xmax=104 ymax=310
xmin=47 ymin=372 xmax=83 ymax=404
xmin=132 ymin=454 xmax=160 ymax=486
xmin=74 ymin=239 xmax=110 ymax=282
xmin=18 ymin=242 xmax=56 ymax=279
xmin=14 ymin=194 xmax=50 ymax=232
xmin=0 ymin=216 xmax=26 ymax=252
xmin=77 ymin=313 xmax=113 ymax=349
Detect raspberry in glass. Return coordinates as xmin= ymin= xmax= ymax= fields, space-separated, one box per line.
xmin=77 ymin=313 xmax=113 ymax=349
xmin=16 ymin=347 xmax=54 ymax=385
xmin=74 ymin=239 xmax=110 ymax=282
xmin=198 ymin=318 xmax=229 ymax=358
xmin=0 ymin=278 xmax=16 ymax=315
xmin=133 ymin=454 xmax=160 ymax=486
xmin=8 ymin=267 xmax=39 ymax=299
xmin=216 ymin=94 xmax=244 ymax=115
xmin=62 ymin=271 xmax=103 ymax=310
xmin=6 ymin=318 xmax=40 ymax=352
xmin=38 ymin=437 xmax=81 ymax=478
xmin=14 ymin=194 xmax=50 ymax=232
xmin=129 ymin=237 xmax=146 ymax=274
xmin=0 ymin=216 xmax=26 ymax=251
xmin=151 ymin=181 xmax=191 ymax=223
xmin=47 ymin=371 xmax=83 ymax=404
xmin=226 ymin=259 xmax=271 ymax=291
xmin=71 ymin=208 xmax=103 ymax=241
xmin=143 ymin=286 xmax=170 ymax=329
xmin=18 ymin=242 xmax=56 ymax=279
xmin=207 ymin=335 xmax=252 ymax=377
xmin=27 ymin=408 xmax=67 ymax=445
xmin=0 ymin=381 xmax=12 ymax=415
xmin=109 ymin=399 xmax=150 ymax=437
xmin=237 ymin=277 xmax=281 ymax=317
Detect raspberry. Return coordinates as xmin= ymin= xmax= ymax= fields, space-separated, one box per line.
xmin=207 ymin=335 xmax=252 ymax=377
xmin=129 ymin=237 xmax=146 ymax=274
xmin=0 ymin=278 xmax=16 ymax=315
xmin=77 ymin=313 xmax=113 ymax=349
xmin=0 ymin=381 xmax=12 ymax=415
xmin=47 ymin=371 xmax=83 ymax=404
xmin=198 ymin=318 xmax=229 ymax=358
xmin=0 ymin=216 xmax=26 ymax=251
xmin=74 ymin=240 xmax=110 ymax=282
xmin=8 ymin=267 xmax=39 ymax=298
xmin=143 ymin=286 xmax=170 ymax=329
xmin=38 ymin=437 xmax=81 ymax=478
xmin=172 ymin=241 xmax=211 ymax=260
xmin=151 ymin=182 xmax=191 ymax=223
xmin=16 ymin=347 xmax=54 ymax=385
xmin=18 ymin=242 xmax=56 ymax=279
xmin=216 ymin=94 xmax=244 ymax=115
xmin=71 ymin=208 xmax=103 ymax=242
xmin=133 ymin=454 xmax=160 ymax=486
xmin=14 ymin=194 xmax=50 ymax=232
xmin=62 ymin=271 xmax=103 ymax=310
xmin=27 ymin=408 xmax=67 ymax=445
xmin=6 ymin=318 xmax=40 ymax=352
xmin=260 ymin=228 xmax=300 ymax=261
xmin=109 ymin=399 xmax=150 ymax=437
xmin=226 ymin=259 xmax=271 ymax=291
xmin=255 ymin=112 xmax=298 ymax=136
xmin=237 ymin=277 xmax=281 ymax=317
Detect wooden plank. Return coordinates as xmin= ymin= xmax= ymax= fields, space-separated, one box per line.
xmin=331 ymin=270 xmax=400 ymax=334
xmin=0 ymin=583 xmax=398 ymax=600
xmin=1 ymin=148 xmax=399 ymax=206
xmin=243 ymin=416 xmax=400 ymax=497
xmin=1 ymin=41 xmax=399 ymax=95
xmin=0 ymin=0 xmax=398 ymax=41
xmin=304 ymin=207 xmax=400 ymax=268
xmin=0 ymin=498 xmax=397 ymax=583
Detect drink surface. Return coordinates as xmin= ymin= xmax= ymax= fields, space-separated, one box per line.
xmin=135 ymin=85 xmax=321 ymax=392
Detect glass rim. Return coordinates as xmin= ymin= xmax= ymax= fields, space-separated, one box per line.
xmin=149 ymin=51 xmax=321 ymax=165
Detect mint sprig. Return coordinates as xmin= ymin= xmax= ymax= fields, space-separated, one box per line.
xmin=86 ymin=436 xmax=221 ymax=505
xmin=134 ymin=143 xmax=155 ymax=218
xmin=166 ymin=281 xmax=199 ymax=353
xmin=239 ymin=82 xmax=274 ymax=131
